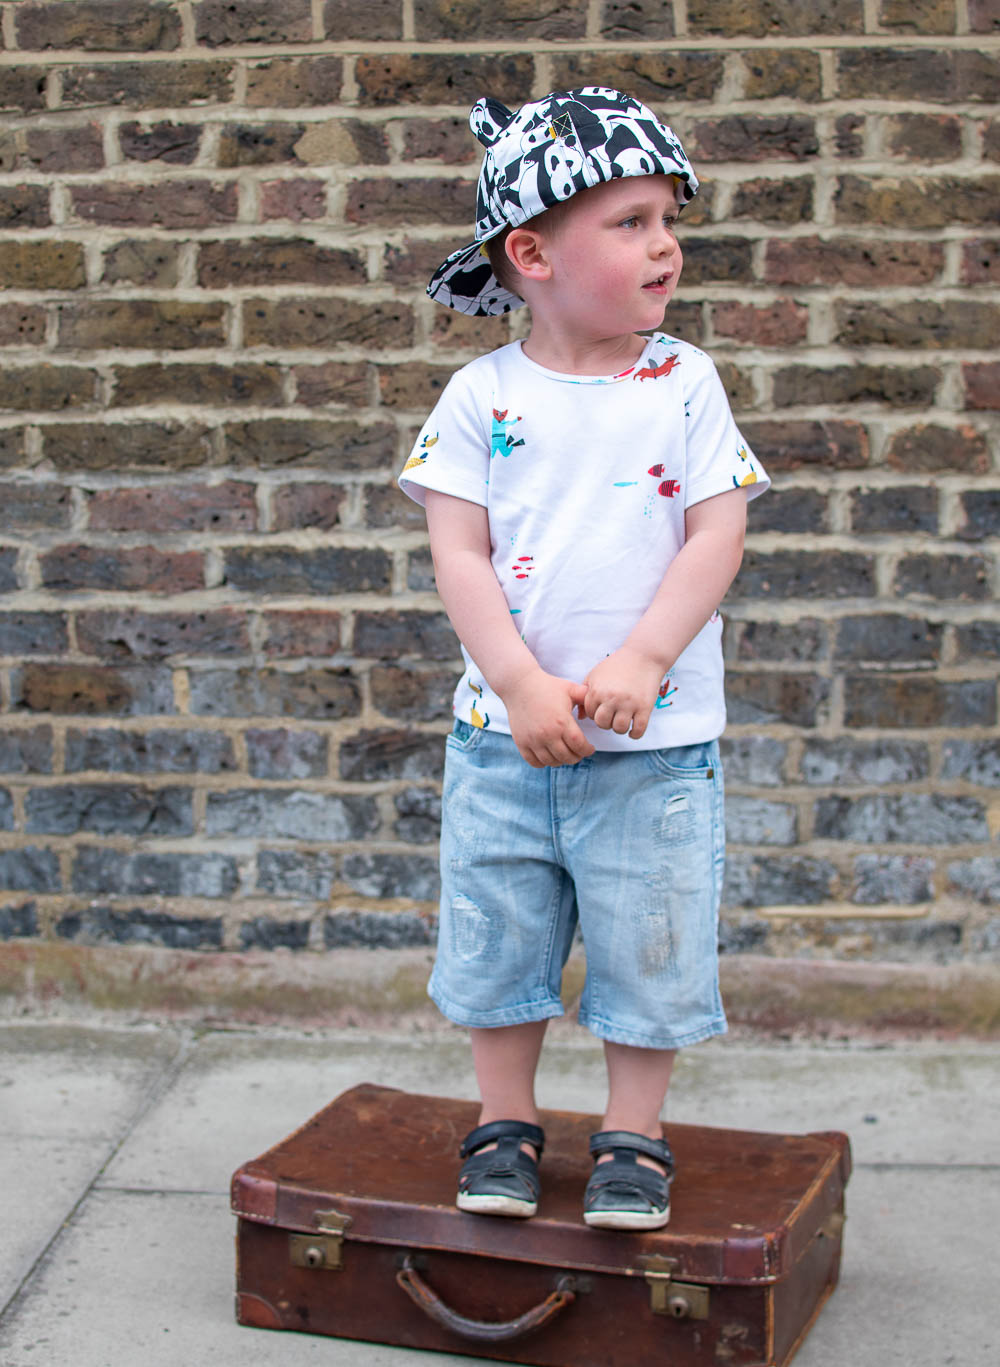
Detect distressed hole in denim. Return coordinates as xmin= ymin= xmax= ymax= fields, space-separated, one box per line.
xmin=449 ymin=893 xmax=500 ymax=963
xmin=662 ymin=789 xmax=697 ymax=846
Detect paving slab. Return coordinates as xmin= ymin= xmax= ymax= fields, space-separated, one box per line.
xmin=0 ymin=1024 xmax=183 ymax=1308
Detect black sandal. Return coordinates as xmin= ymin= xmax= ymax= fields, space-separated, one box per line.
xmin=456 ymin=1120 xmax=545 ymax=1218
xmin=583 ymin=1130 xmax=674 ymax=1230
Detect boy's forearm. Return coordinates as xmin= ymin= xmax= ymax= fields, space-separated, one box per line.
xmin=433 ymin=546 xmax=539 ymax=697
xmin=624 ymin=491 xmax=748 ymax=673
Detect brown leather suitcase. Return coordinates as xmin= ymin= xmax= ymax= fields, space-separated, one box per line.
xmin=231 ymin=1083 xmax=850 ymax=1367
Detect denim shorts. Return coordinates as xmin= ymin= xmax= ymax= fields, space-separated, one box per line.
xmin=430 ymin=722 xmax=727 ymax=1050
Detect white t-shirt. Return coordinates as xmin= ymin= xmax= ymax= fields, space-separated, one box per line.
xmin=399 ymin=333 xmax=769 ymax=751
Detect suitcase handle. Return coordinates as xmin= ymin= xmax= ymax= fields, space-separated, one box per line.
xmin=396 ymin=1254 xmax=576 ymax=1343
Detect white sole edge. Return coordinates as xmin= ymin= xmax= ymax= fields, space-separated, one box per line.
xmin=583 ymin=1206 xmax=670 ymax=1231
xmin=457 ymin=1194 xmax=537 ymax=1218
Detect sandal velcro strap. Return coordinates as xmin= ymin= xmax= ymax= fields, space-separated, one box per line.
xmin=460 ymin=1120 xmax=545 ymax=1160
xmin=588 ymin=1130 xmax=674 ymax=1170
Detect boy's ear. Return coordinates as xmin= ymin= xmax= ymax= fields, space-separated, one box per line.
xmin=504 ymin=227 xmax=552 ymax=282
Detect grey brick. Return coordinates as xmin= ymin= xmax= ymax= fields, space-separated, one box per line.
xmin=0 ymin=727 xmax=53 ymax=774
xmin=246 ymin=728 xmax=328 ymax=779
xmin=371 ymin=665 xmax=456 ymax=722
xmin=852 ymin=855 xmax=935 ymax=904
xmin=0 ymin=901 xmax=38 ymax=939
xmin=71 ymin=847 xmax=238 ymax=898
xmin=726 ymin=673 xmax=830 ymax=727
xmin=955 ymin=621 xmax=1000 ymax=660
xmin=323 ymin=909 xmax=435 ymax=949
xmin=727 ymin=619 xmax=827 ymax=663
xmin=256 ymin=849 xmax=335 ymax=899
xmin=719 ymin=737 xmax=787 ymax=787
xmin=834 ymin=615 xmax=943 ymax=665
xmin=353 ymin=611 xmax=457 ymax=662
xmin=205 ymin=789 xmax=378 ymax=842
xmin=65 ymin=727 xmax=236 ymax=774
xmin=941 ymin=739 xmax=1000 ymax=786
xmin=815 ymin=794 xmax=988 ymax=844
xmin=946 ymin=857 xmax=1000 ymax=905
xmin=25 ymin=784 xmax=193 ymax=836
xmin=238 ymin=916 xmax=311 ymax=951
xmin=393 ymin=786 xmax=442 ymax=843
xmin=0 ymin=788 xmax=13 ymax=830
xmin=725 ymin=797 xmax=798 ymax=845
xmin=224 ymin=546 xmax=391 ymax=595
xmin=407 ymin=548 xmax=436 ymax=593
xmin=718 ymin=915 xmax=770 ymax=953
xmin=341 ymin=852 xmax=440 ymax=901
xmin=339 ymin=728 xmax=445 ymax=782
xmin=0 ymin=612 xmax=69 ymax=655
xmin=800 ymin=739 xmax=930 ymax=786
xmin=0 ymin=848 xmax=61 ymax=893
xmin=56 ymin=906 xmax=223 ymax=950
xmin=723 ymin=854 xmax=838 ymax=907
xmin=187 ymin=668 xmax=360 ymax=720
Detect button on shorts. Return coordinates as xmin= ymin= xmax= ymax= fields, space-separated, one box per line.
xmin=430 ymin=722 xmax=727 ymax=1050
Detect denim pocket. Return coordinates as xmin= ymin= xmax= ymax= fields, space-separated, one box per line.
xmin=644 ymin=739 xmax=720 ymax=781
xmin=446 ymin=718 xmax=487 ymax=753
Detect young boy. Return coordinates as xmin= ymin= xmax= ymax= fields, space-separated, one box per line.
xmin=399 ymin=88 xmax=768 ymax=1231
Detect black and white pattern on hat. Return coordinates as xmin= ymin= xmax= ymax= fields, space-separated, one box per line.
xmin=428 ymin=87 xmax=699 ymax=318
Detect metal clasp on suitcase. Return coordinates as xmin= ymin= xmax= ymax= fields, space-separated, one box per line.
xmin=289 ymin=1208 xmax=352 ymax=1271
xmin=637 ymin=1255 xmax=710 ymax=1320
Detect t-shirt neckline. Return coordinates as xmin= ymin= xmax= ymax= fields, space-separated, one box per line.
xmin=514 ymin=336 xmax=658 ymax=385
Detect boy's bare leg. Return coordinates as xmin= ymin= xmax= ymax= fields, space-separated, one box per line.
xmin=599 ymin=1041 xmax=676 ymax=1170
xmin=469 ymin=1020 xmax=548 ymax=1154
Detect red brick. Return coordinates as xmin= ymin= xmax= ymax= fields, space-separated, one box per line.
xmin=0 ymin=185 xmax=50 ymax=228
xmin=961 ymin=239 xmax=1000 ymax=285
xmin=356 ymin=53 xmax=533 ymax=107
xmin=270 ymin=483 xmax=346 ymax=531
xmin=0 ymin=241 xmax=86 ymax=290
xmin=23 ymin=124 xmax=104 ymax=172
xmin=76 ymin=609 xmax=250 ymax=659
xmin=886 ymin=424 xmax=990 ymax=474
xmin=711 ymin=300 xmax=808 ymax=347
xmin=260 ymin=179 xmax=326 ymax=221
xmin=691 ymin=116 xmax=818 ymax=163
xmin=119 ymin=121 xmax=201 ymax=165
xmin=963 ymin=363 xmax=1000 ymax=411
xmin=765 ymin=236 xmax=943 ymax=287
xmin=260 ymin=610 xmax=342 ymax=658
xmin=59 ymin=62 xmax=235 ymax=111
xmin=245 ymin=57 xmax=343 ymax=107
xmin=0 ymin=304 xmax=46 ymax=346
xmin=346 ymin=178 xmax=473 ymax=227
xmin=0 ymin=67 xmax=49 ymax=113
xmin=551 ymin=51 xmax=724 ymax=103
xmin=739 ymin=420 xmax=869 ymax=470
xmin=198 ymin=239 xmax=365 ymax=288
xmin=40 ymin=545 xmax=205 ymax=594
xmin=884 ymin=113 xmax=962 ymax=162
xmin=71 ymin=181 xmax=238 ymax=228
xmin=57 ymin=300 xmax=226 ymax=351
xmin=15 ymin=2 xmax=182 ymax=51
xmin=87 ymin=483 xmax=258 ymax=533
xmin=413 ymin=0 xmax=585 ymax=40
xmin=218 ymin=123 xmax=305 ymax=168
xmin=969 ymin=0 xmax=1000 ymax=31
xmin=836 ymin=174 xmax=1000 ymax=229
xmin=195 ymin=0 xmax=312 ymax=46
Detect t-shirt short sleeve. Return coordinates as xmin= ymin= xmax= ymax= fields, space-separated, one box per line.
xmin=398 ymin=367 xmax=491 ymax=509
xmin=682 ymin=350 xmax=769 ymax=508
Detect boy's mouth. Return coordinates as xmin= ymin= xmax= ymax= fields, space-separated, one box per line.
xmin=643 ymin=274 xmax=671 ymax=291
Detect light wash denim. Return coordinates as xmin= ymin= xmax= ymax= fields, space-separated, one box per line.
xmin=431 ymin=722 xmax=727 ymax=1050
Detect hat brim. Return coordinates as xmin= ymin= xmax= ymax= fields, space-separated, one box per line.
xmin=426 ymin=238 xmax=526 ymax=318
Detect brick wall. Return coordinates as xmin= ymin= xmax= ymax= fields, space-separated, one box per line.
xmin=0 ymin=1 xmax=997 ymax=974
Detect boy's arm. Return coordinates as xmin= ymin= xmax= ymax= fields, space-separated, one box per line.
xmin=425 ymin=490 xmax=595 ymax=768
xmin=583 ymin=487 xmax=749 ymax=739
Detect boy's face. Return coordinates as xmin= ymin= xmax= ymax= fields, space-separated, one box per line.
xmin=532 ymin=174 xmax=683 ymax=340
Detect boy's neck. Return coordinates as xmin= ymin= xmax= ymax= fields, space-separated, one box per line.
xmin=520 ymin=326 xmax=650 ymax=377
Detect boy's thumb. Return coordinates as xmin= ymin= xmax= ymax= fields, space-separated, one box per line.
xmin=568 ymin=681 xmax=589 ymax=705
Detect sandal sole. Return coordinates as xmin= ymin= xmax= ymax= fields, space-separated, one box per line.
xmin=584 ymin=1205 xmax=670 ymax=1230
xmin=457 ymin=1192 xmax=537 ymax=1218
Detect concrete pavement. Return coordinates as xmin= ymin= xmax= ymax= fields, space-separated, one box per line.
xmin=1 ymin=1017 xmax=997 ymax=1366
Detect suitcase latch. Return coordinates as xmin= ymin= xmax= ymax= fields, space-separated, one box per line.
xmin=289 ymin=1209 xmax=352 ymax=1272
xmin=638 ymin=1255 xmax=710 ymax=1320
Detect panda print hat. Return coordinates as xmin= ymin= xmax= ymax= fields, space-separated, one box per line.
xmin=426 ymin=86 xmax=699 ymax=318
